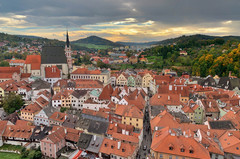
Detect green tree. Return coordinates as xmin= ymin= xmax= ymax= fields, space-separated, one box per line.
xmin=3 ymin=93 xmax=24 ymax=114
xmin=0 ymin=61 xmax=9 ymax=67
xmin=60 ymin=107 xmax=67 ymax=113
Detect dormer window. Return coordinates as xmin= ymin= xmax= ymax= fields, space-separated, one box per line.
xmin=122 ymin=148 xmax=125 ymax=152
xmin=180 ymin=144 xmax=185 ymax=152
xmin=189 ymin=146 xmax=194 ymax=154
xmin=111 ymin=145 xmax=114 ymax=149
xmin=169 ymin=144 xmax=174 ymax=150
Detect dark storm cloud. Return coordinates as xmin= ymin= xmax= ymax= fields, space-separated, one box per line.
xmin=0 ymin=0 xmax=239 ymax=27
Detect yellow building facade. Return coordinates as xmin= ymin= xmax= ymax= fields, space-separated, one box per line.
xmin=142 ymin=73 xmax=153 ymax=88
xmin=122 ymin=117 xmax=143 ymax=129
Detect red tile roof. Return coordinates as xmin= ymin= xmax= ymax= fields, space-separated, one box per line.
xmin=10 ymin=59 xmax=25 ymax=64
xmin=82 ymin=108 xmax=108 ymax=119
xmin=45 ymin=66 xmax=61 ymax=78
xmin=115 ymin=104 xmax=143 ymax=119
xmin=99 ymin=84 xmax=113 ymax=100
xmin=71 ymin=68 xmax=101 ymax=75
xmin=25 ymin=55 xmax=41 ymax=70
xmin=35 ymin=96 xmax=49 ymax=108
xmin=100 ymin=138 xmax=136 ymax=158
xmin=219 ymin=131 xmax=240 ymax=155
xmin=0 ymin=67 xmax=21 ymax=74
xmin=46 ymin=127 xmax=66 ymax=144
xmin=49 ymin=112 xmax=67 ymax=123
xmin=107 ymin=122 xmax=134 ymax=136
xmin=150 ymin=94 xmax=181 ymax=106
xmin=21 ymin=103 xmax=42 ymax=114
xmin=151 ymin=127 xmax=210 ymax=159
xmin=3 ymin=124 xmax=35 ymax=139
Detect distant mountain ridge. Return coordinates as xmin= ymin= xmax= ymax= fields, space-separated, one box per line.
xmin=119 ymin=34 xmax=240 ymax=46
xmin=117 ymin=41 xmax=158 ymax=46
xmin=72 ymin=35 xmax=123 ymax=48
xmin=16 ymin=35 xmax=44 ymax=39
xmin=157 ymin=34 xmax=240 ymax=45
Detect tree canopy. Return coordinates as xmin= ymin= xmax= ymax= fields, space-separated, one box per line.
xmin=3 ymin=93 xmax=25 ymax=114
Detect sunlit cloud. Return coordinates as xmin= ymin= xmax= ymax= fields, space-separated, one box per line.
xmin=222 ymin=20 xmax=232 ymax=25
xmin=112 ymin=18 xmax=137 ymax=25
xmin=1 ymin=0 xmax=240 ymax=42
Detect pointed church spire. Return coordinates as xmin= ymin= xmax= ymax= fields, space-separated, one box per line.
xmin=66 ymin=30 xmax=70 ymax=47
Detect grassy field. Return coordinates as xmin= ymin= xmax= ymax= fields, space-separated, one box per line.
xmin=74 ymin=43 xmax=112 ymax=49
xmin=0 ymin=152 xmax=20 ymax=159
xmin=0 ymin=144 xmax=22 ymax=151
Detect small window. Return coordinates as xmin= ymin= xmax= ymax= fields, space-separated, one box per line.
xmin=189 ymin=150 xmax=194 ymax=154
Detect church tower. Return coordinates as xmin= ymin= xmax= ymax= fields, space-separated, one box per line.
xmin=65 ymin=30 xmax=73 ymax=72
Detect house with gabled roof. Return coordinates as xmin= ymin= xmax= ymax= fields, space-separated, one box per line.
xmin=70 ymin=90 xmax=89 ymax=110
xmin=43 ymin=66 xmax=62 ymax=86
xmin=34 ymin=106 xmax=58 ymax=126
xmin=99 ymin=138 xmax=137 ymax=159
xmin=24 ymin=55 xmax=41 ymax=77
xmin=40 ymin=127 xmax=66 ymax=158
xmin=114 ymin=104 xmax=144 ymax=129
xmin=151 ymin=127 xmax=210 ymax=159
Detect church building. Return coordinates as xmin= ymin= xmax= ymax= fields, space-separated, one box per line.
xmin=40 ymin=31 xmax=73 ymax=79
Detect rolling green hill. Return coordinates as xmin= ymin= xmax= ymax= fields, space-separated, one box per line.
xmin=72 ymin=35 xmax=123 ymax=49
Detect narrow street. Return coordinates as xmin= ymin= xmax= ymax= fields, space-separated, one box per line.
xmin=136 ymin=102 xmax=152 ymax=159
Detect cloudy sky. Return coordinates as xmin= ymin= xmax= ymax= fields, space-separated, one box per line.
xmin=0 ymin=0 xmax=239 ymax=42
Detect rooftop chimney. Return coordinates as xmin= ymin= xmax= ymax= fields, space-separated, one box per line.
xmin=209 ymin=102 xmax=211 ymax=107
xmin=126 ymin=131 xmax=129 ymax=135
xmin=117 ymin=141 xmax=121 ymax=150
xmin=40 ymin=125 xmax=44 ymax=131
xmin=207 ymin=131 xmax=210 ymax=136
xmin=122 ymin=129 xmax=126 ymax=135
xmin=168 ymin=96 xmax=170 ymax=100
xmin=169 ymin=85 xmax=172 ymax=91
xmin=94 ymin=135 xmax=96 ymax=141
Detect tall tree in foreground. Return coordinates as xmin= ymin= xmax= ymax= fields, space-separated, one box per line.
xmin=3 ymin=93 xmax=24 ymax=114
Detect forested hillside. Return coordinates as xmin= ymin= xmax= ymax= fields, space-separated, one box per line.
xmin=143 ymin=35 xmax=240 ymax=77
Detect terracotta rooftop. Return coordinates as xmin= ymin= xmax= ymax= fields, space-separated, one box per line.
xmin=21 ymin=103 xmax=42 ymax=114
xmin=151 ymin=127 xmax=210 ymax=159
xmin=115 ymin=104 xmax=143 ymax=119
xmin=45 ymin=66 xmax=61 ymax=78
xmin=100 ymin=138 xmax=136 ymax=158
xmin=25 ymin=55 xmax=41 ymax=70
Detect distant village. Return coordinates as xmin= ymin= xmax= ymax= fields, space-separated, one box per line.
xmin=0 ymin=33 xmax=240 ymax=159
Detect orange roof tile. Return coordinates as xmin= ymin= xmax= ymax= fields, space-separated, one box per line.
xmin=150 ymin=94 xmax=181 ymax=106
xmin=45 ymin=66 xmax=61 ymax=78
xmin=25 ymin=55 xmax=41 ymax=70
xmin=71 ymin=68 xmax=101 ymax=75
xmin=100 ymin=138 xmax=136 ymax=158
xmin=99 ymin=84 xmax=113 ymax=100
xmin=21 ymin=103 xmax=42 ymax=114
xmin=49 ymin=112 xmax=67 ymax=123
xmin=151 ymin=127 xmax=210 ymax=159
xmin=115 ymin=104 xmax=143 ymax=119
xmin=3 ymin=124 xmax=35 ymax=139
